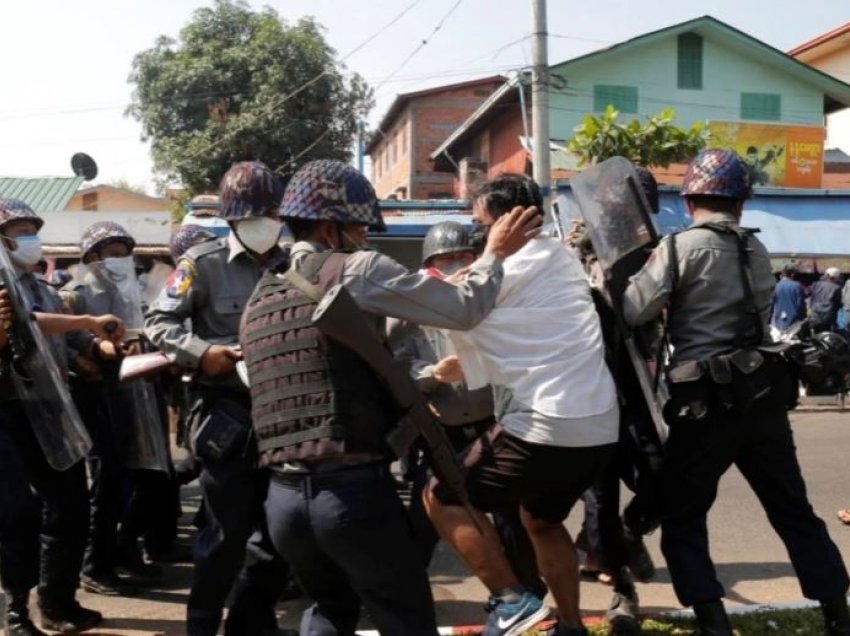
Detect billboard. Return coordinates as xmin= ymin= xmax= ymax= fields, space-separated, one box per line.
xmin=707 ymin=122 xmax=824 ymax=188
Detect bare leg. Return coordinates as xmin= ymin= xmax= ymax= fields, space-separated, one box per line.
xmin=521 ymin=507 xmax=582 ymax=628
xmin=422 ymin=488 xmax=519 ymax=592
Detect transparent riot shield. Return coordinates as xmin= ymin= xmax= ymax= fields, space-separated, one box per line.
xmin=571 ymin=156 xmax=667 ymax=442
xmin=87 ymin=263 xmax=170 ymax=472
xmin=570 ymin=156 xmax=658 ymax=275
xmin=0 ymin=242 xmax=92 ymax=471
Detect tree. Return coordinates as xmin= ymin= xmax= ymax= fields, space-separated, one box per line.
xmin=566 ymin=106 xmax=709 ymax=168
xmin=108 ymin=178 xmax=148 ymax=195
xmin=127 ymin=0 xmax=373 ymax=194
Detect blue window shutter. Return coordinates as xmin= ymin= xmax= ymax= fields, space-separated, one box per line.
xmin=593 ymin=85 xmax=638 ymax=113
xmin=741 ymin=93 xmax=781 ymax=121
xmin=678 ymin=33 xmax=703 ymax=90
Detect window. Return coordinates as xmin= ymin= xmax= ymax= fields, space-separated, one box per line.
xmin=677 ymin=33 xmax=703 ymax=90
xmin=741 ymin=93 xmax=781 ymax=121
xmin=593 ymin=85 xmax=638 ymax=113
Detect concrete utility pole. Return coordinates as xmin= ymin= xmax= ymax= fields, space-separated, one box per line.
xmin=531 ymin=0 xmax=551 ymax=221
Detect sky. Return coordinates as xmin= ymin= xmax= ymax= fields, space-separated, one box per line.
xmin=1 ymin=0 xmax=848 ymax=194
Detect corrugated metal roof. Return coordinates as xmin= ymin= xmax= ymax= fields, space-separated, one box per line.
xmin=0 ymin=177 xmax=85 ymax=212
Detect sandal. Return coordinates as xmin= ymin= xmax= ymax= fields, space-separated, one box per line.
xmin=837 ymin=509 xmax=850 ymax=525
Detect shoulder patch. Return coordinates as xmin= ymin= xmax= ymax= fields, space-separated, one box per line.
xmin=164 ymin=260 xmax=197 ymax=299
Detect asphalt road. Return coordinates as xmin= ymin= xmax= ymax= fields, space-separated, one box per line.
xmin=5 ymin=410 xmax=850 ymax=635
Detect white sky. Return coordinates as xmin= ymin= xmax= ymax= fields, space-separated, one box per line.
xmin=1 ymin=0 xmax=848 ymax=193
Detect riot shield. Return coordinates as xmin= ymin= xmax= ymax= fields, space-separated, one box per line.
xmin=0 ymin=241 xmax=92 ymax=471
xmin=571 ymin=156 xmax=667 ymax=442
xmin=87 ymin=264 xmax=170 ymax=472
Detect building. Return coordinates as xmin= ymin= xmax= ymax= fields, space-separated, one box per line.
xmin=366 ymin=76 xmax=504 ymax=200
xmin=432 ymin=16 xmax=850 ymax=193
xmin=789 ymin=22 xmax=850 ymax=188
xmin=66 ymin=184 xmax=171 ymax=212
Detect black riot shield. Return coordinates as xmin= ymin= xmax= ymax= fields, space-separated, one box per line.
xmin=571 ymin=156 xmax=668 ymax=442
xmin=0 ymin=241 xmax=92 ymax=471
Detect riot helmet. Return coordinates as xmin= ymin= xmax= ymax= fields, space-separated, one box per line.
xmin=170 ymin=225 xmax=217 ymax=262
xmin=681 ymin=149 xmax=752 ymax=200
xmin=279 ymin=159 xmax=385 ymax=232
xmin=421 ymin=221 xmax=473 ymax=266
xmin=80 ymin=221 xmax=136 ymax=263
xmin=0 ymin=197 xmax=44 ymax=233
xmin=219 ymin=161 xmax=284 ymax=221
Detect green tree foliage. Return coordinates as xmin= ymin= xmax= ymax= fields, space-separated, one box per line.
xmin=127 ymin=0 xmax=373 ymax=194
xmin=567 ymin=106 xmax=709 ymax=168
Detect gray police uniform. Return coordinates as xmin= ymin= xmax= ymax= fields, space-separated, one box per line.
xmin=623 ymin=212 xmax=849 ymax=607
xmin=0 ymin=275 xmax=90 ymax=615
xmin=144 ymin=235 xmax=290 ymax=636
xmin=62 ymin=273 xmax=171 ymax=584
xmin=389 ymin=320 xmax=546 ymax=597
xmin=260 ymin=241 xmax=504 ymax=636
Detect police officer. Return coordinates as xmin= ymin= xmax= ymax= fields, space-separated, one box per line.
xmin=0 ymin=198 xmax=123 ymax=635
xmin=622 ymin=149 xmax=850 ymax=635
xmin=145 ymin=162 xmax=292 ymax=636
xmin=62 ymin=221 xmax=168 ymax=597
xmin=239 ymin=159 xmax=538 ymax=635
xmin=389 ymin=221 xmax=545 ymax=599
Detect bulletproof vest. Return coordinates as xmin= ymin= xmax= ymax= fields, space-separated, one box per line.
xmin=240 ymin=251 xmax=397 ymax=467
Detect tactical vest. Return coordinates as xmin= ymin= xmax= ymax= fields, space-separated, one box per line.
xmin=240 ymin=251 xmax=397 ymax=467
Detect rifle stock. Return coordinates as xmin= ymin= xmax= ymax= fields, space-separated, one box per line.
xmin=312 ymin=283 xmax=483 ymax=533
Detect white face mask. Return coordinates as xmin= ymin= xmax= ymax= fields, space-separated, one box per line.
xmin=103 ymin=255 xmax=136 ymax=279
xmin=435 ymin=260 xmax=466 ymax=277
xmin=8 ymin=235 xmax=43 ymax=268
xmin=234 ymin=217 xmax=282 ymax=254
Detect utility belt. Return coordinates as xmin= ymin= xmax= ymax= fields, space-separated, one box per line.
xmin=663 ymin=347 xmax=798 ymax=426
xmin=270 ymin=463 xmax=390 ymax=493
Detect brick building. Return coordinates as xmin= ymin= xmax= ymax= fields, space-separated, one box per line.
xmin=366 ymin=76 xmax=504 ymax=200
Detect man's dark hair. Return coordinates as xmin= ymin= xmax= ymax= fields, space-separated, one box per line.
xmin=782 ymin=264 xmax=798 ymax=278
xmin=472 ymin=173 xmax=543 ymax=220
xmin=684 ymin=195 xmax=740 ymax=214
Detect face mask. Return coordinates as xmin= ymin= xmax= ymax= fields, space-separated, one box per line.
xmin=235 ymin=217 xmax=282 ymax=254
xmin=103 ymin=255 xmax=136 ymax=279
xmin=7 ymin=235 xmax=43 ymax=268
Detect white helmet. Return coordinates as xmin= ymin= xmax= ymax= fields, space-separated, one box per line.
xmin=826 ymin=267 xmax=842 ymax=280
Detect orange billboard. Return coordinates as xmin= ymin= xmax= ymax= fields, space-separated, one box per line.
xmin=707 ymin=122 xmax=824 ymax=188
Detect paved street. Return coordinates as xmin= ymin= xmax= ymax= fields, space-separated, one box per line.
xmin=4 ymin=410 xmax=850 ymax=635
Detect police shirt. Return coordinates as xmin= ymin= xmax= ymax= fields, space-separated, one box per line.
xmin=145 ymin=233 xmax=288 ymax=390
xmin=387 ymin=319 xmax=494 ymax=426
xmin=622 ymin=212 xmax=774 ymax=364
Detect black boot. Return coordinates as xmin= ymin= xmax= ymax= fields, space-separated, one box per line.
xmin=39 ymin=600 xmax=102 ymax=634
xmin=692 ymin=600 xmax=733 ymax=636
xmin=607 ymin=569 xmax=640 ymax=635
xmin=822 ymin=597 xmax=850 ymax=635
xmin=3 ymin=593 xmax=48 ymax=636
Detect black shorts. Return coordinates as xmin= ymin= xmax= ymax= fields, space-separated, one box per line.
xmin=431 ymin=423 xmax=616 ymax=524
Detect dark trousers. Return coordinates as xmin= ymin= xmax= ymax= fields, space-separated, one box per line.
xmin=660 ymin=397 xmax=850 ymax=606
xmin=407 ymin=425 xmax=545 ymax=598
xmin=187 ymin=397 xmax=290 ymax=636
xmin=75 ymin=382 xmax=129 ymax=577
xmin=0 ymin=401 xmax=89 ymax=609
xmin=266 ymin=467 xmax=438 ymax=636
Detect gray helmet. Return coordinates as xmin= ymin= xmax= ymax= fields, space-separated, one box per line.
xmin=0 ymin=198 xmax=44 ymax=233
xmin=422 ymin=221 xmax=473 ymax=266
xmin=80 ymin=221 xmax=136 ymax=260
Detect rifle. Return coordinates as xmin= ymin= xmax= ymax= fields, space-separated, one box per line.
xmin=295 ymin=275 xmax=483 ymax=533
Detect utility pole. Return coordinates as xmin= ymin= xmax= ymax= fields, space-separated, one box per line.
xmin=531 ymin=0 xmax=551 ymax=221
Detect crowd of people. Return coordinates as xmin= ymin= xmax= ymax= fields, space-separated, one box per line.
xmin=0 ymin=149 xmax=848 ymax=636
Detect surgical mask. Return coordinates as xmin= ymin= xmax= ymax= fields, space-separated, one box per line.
xmin=103 ymin=255 xmax=136 ymax=279
xmin=234 ymin=217 xmax=282 ymax=254
xmin=7 ymin=235 xmax=43 ymax=267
